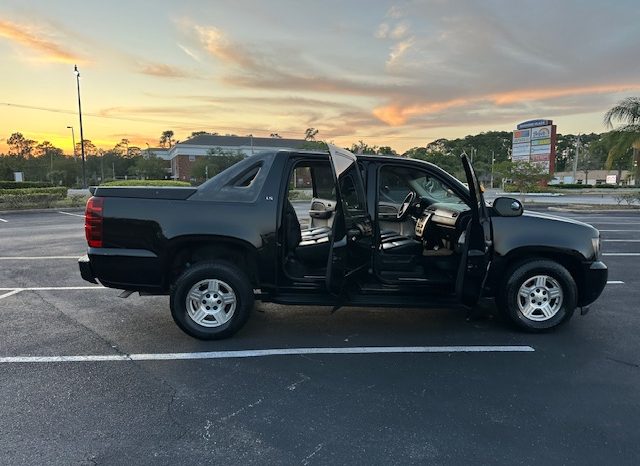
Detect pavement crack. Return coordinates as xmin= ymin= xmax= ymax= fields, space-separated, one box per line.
xmin=286 ymin=373 xmax=311 ymax=391
xmin=301 ymin=442 xmax=325 ymax=465
xmin=606 ymin=357 xmax=639 ymax=368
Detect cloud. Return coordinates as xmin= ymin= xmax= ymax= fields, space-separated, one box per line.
xmin=178 ymin=43 xmax=201 ymax=62
xmin=137 ymin=62 xmax=193 ymax=78
xmin=387 ymin=37 xmax=415 ymax=67
xmin=0 ymin=20 xmax=84 ymax=63
xmin=0 ymin=19 xmax=82 ymax=63
xmin=375 ymin=23 xmax=390 ymax=39
xmin=193 ymin=25 xmax=256 ymax=68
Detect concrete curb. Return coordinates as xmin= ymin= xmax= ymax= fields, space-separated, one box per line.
xmin=547 ymin=206 xmax=640 ymax=213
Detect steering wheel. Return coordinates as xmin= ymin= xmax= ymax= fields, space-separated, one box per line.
xmin=397 ymin=191 xmax=416 ymax=220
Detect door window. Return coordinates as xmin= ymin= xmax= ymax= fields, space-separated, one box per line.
xmin=379 ymin=166 xmax=466 ymax=206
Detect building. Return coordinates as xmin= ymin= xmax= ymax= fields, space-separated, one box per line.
xmin=168 ymin=135 xmax=308 ymax=180
xmin=551 ymin=170 xmax=635 ymax=186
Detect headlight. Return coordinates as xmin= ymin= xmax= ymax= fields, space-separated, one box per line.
xmin=591 ymin=236 xmax=601 ymax=260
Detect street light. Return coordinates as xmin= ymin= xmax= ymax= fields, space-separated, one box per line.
xmin=74 ymin=65 xmax=87 ymax=189
xmin=66 ymin=126 xmax=76 ymax=159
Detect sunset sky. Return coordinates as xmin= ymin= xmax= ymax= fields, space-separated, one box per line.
xmin=1 ymin=0 xmax=639 ymax=154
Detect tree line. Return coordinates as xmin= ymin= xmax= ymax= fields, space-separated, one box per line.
xmin=1 ymin=96 xmax=638 ymax=186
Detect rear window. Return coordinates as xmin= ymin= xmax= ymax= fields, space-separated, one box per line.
xmin=190 ymin=151 xmax=276 ymax=202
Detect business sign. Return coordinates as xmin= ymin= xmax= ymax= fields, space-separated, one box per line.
xmin=606 ymin=174 xmax=617 ymax=184
xmin=512 ymin=129 xmax=531 ymax=144
xmin=511 ymin=119 xmax=557 ymax=178
xmin=531 ymin=138 xmax=551 ymax=146
xmin=531 ymin=125 xmax=552 ymax=140
xmin=530 ymin=144 xmax=552 ymax=155
xmin=517 ymin=119 xmax=553 ymax=130
xmin=531 ymin=153 xmax=550 ymax=162
xmin=512 ymin=143 xmax=531 ymax=157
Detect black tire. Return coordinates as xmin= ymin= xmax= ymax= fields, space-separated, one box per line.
xmin=497 ymin=259 xmax=577 ymax=332
xmin=170 ymin=261 xmax=254 ymax=340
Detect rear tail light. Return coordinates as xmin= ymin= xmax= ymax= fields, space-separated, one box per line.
xmin=85 ymin=196 xmax=104 ymax=248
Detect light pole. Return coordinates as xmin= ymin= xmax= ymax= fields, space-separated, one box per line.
xmin=66 ymin=126 xmax=76 ymax=160
xmin=572 ymin=134 xmax=580 ymax=184
xmin=490 ymin=150 xmax=495 ymax=189
xmin=74 ymin=65 xmax=87 ymax=188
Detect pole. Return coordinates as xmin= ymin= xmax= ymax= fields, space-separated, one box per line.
xmin=67 ymin=126 xmax=76 ymax=160
xmin=490 ymin=150 xmax=495 ymax=189
xmin=572 ymin=134 xmax=580 ymax=184
xmin=74 ymin=65 xmax=87 ymax=188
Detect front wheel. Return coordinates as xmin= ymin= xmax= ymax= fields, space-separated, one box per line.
xmin=170 ymin=261 xmax=254 ymax=340
xmin=498 ymin=260 xmax=577 ymax=331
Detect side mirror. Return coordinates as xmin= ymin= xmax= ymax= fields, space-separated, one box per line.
xmin=493 ymin=197 xmax=523 ymax=217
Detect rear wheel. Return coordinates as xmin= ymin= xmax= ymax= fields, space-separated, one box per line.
xmin=498 ymin=259 xmax=577 ymax=331
xmin=170 ymin=261 xmax=254 ymax=340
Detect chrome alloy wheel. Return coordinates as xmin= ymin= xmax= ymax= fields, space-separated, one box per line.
xmin=517 ymin=275 xmax=563 ymax=322
xmin=185 ymin=279 xmax=237 ymax=327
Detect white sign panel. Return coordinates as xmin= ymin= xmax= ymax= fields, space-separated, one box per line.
xmin=531 ymin=125 xmax=552 ymax=140
xmin=512 ymin=143 xmax=531 ymax=157
xmin=530 ymin=144 xmax=551 ymax=155
xmin=606 ymin=174 xmax=617 ymax=184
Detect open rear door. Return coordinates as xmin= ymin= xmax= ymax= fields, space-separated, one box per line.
xmin=455 ymin=153 xmax=492 ymax=306
xmin=326 ymin=144 xmax=373 ymax=295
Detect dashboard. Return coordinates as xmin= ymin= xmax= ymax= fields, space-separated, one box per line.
xmin=415 ymin=202 xmax=470 ymax=240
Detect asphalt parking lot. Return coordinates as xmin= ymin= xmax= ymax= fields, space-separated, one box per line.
xmin=0 ymin=208 xmax=639 ymax=465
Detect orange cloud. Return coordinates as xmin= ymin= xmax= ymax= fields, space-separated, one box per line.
xmin=138 ymin=62 xmax=191 ymax=78
xmin=0 ymin=20 xmax=81 ymax=63
xmin=373 ymin=82 xmax=640 ymax=125
xmin=194 ymin=25 xmax=255 ymax=68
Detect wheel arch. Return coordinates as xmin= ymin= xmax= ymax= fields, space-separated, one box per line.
xmin=487 ymin=247 xmax=586 ymax=300
xmin=164 ymin=235 xmax=260 ymax=289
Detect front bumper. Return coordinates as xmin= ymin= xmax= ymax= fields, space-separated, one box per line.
xmin=78 ymin=255 xmax=98 ymax=284
xmin=578 ymin=260 xmax=608 ymax=307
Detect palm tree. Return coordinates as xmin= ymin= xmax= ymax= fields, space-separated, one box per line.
xmin=159 ymin=130 xmax=175 ymax=148
xmin=604 ymin=97 xmax=640 ymax=185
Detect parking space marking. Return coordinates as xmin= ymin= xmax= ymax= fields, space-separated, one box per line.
xmin=0 ymin=345 xmax=536 ymax=364
xmin=0 ymin=256 xmax=79 ymax=260
xmin=57 ymin=211 xmax=84 ymax=218
xmin=586 ymin=222 xmax=640 ymax=225
xmin=0 ymin=286 xmax=105 ymax=299
xmin=603 ymin=253 xmax=640 ymax=256
xmin=0 ymin=218 xmax=7 ymax=223
xmin=0 ymin=289 xmax=22 ymax=300
xmin=602 ymin=239 xmax=640 ymax=242
xmin=607 ymin=281 xmax=625 ymax=284
xmin=599 ymin=230 xmax=640 ymax=232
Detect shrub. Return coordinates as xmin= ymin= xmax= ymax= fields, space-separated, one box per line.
xmin=100 ymin=179 xmax=191 ymax=187
xmin=554 ymin=183 xmax=593 ymax=189
xmin=0 ymin=181 xmax=53 ymax=189
xmin=0 ymin=187 xmax=66 ymax=197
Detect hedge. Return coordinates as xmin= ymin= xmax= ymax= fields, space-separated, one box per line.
xmin=0 ymin=187 xmax=67 ymax=197
xmin=0 ymin=181 xmax=54 ymax=189
xmin=100 ymin=179 xmax=191 ymax=187
xmin=553 ymin=183 xmax=593 ymax=189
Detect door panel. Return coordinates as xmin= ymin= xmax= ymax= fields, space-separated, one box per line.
xmin=308 ymin=197 xmax=337 ymax=229
xmin=455 ymin=154 xmax=492 ymax=305
xmin=326 ymin=144 xmax=373 ymax=295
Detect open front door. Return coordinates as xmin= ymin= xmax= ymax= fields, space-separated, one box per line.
xmin=326 ymin=144 xmax=373 ymax=295
xmin=455 ymin=154 xmax=492 ymax=306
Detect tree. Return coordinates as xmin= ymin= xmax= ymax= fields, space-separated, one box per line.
xmin=604 ymin=97 xmax=640 ymax=185
xmin=7 ymin=132 xmax=35 ymax=158
xmin=190 ymin=131 xmax=217 ymax=138
xmin=495 ymin=161 xmax=552 ymax=197
xmin=190 ymin=149 xmax=246 ymax=182
xmin=270 ymin=133 xmax=282 ymax=138
xmin=127 ymin=155 xmax=169 ymax=179
xmin=349 ymin=140 xmax=377 ymax=154
xmin=304 ymin=128 xmax=319 ymax=141
xmin=376 ymin=146 xmax=397 ymax=156
xmin=159 ymin=130 xmax=175 ymax=148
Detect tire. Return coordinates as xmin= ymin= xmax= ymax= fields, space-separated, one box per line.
xmin=170 ymin=261 xmax=254 ymax=340
xmin=498 ymin=259 xmax=577 ymax=332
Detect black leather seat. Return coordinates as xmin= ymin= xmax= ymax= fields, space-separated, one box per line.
xmin=379 ymin=229 xmax=422 ymax=253
xmin=285 ymin=201 xmax=331 ymax=265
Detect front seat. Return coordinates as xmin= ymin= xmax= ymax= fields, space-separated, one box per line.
xmin=285 ymin=200 xmax=331 ymax=266
xmin=379 ymin=230 xmax=422 ymax=254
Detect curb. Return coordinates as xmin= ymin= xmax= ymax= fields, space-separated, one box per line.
xmin=547 ymin=206 xmax=640 ymax=213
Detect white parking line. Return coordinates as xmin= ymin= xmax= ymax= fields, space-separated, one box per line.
xmin=0 ymin=256 xmax=79 ymax=260
xmin=0 ymin=218 xmax=7 ymax=223
xmin=0 ymin=286 xmax=105 ymax=299
xmin=0 ymin=345 xmax=536 ymax=363
xmin=599 ymin=230 xmax=640 ymax=232
xmin=607 ymin=281 xmax=625 ymax=284
xmin=0 ymin=289 xmax=22 ymax=300
xmin=602 ymin=239 xmax=640 ymax=242
xmin=58 ymin=211 xmax=84 ymax=217
xmin=587 ymin=222 xmax=640 ymax=225
xmin=603 ymin=253 xmax=640 ymax=256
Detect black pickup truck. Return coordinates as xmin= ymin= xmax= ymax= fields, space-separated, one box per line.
xmin=79 ymin=145 xmax=608 ymax=339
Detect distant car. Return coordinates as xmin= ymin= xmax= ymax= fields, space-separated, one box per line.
xmin=79 ymin=145 xmax=607 ymax=339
